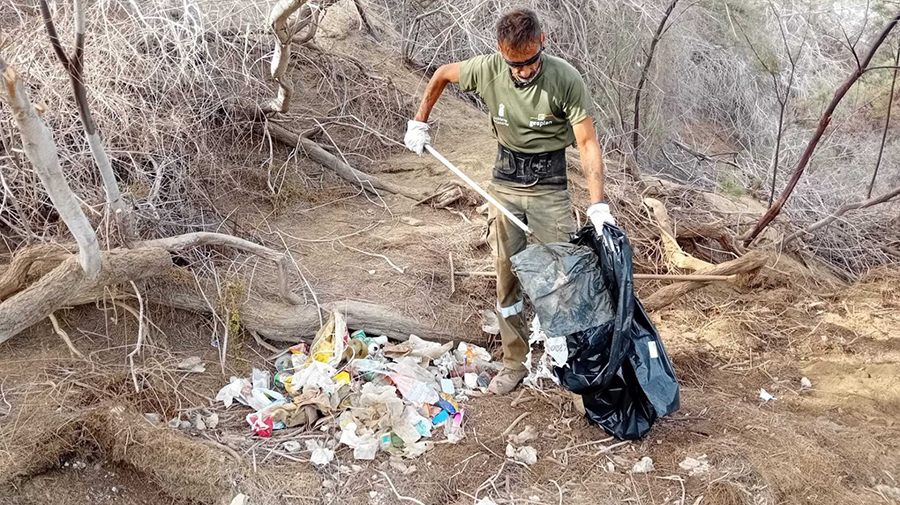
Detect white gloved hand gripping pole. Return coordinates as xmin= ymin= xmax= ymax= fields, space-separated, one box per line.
xmin=425 ymin=145 xmax=533 ymax=236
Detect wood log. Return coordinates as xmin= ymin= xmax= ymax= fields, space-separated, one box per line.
xmin=643 ymin=198 xmax=714 ymax=271
xmin=265 ymin=122 xmax=426 ymax=200
xmin=0 ymin=248 xmax=172 ymax=343
xmin=149 ymin=278 xmax=451 ymax=343
xmin=642 ymin=250 xmax=767 ymax=312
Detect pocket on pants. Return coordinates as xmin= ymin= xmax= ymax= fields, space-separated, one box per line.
xmin=554 ymin=191 xmax=578 ymax=241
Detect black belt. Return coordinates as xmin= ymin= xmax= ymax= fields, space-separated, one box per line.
xmin=493 ymin=144 xmax=567 ymax=188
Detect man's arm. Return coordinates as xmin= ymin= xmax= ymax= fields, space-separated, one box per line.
xmin=572 ymin=117 xmax=605 ymax=204
xmin=413 ymin=62 xmax=461 ymax=122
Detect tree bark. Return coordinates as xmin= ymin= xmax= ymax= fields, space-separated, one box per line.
xmin=149 ymin=280 xmax=452 ymax=343
xmin=744 ymin=10 xmax=900 ymax=245
xmin=265 ymin=0 xmax=311 ymax=113
xmin=0 ymin=249 xmax=171 ymax=344
xmin=0 ymin=59 xmax=101 ymax=278
xmin=39 ymin=0 xmax=132 ymax=242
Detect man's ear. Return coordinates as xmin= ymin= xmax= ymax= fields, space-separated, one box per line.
xmin=540 ymin=33 xmax=546 ymax=44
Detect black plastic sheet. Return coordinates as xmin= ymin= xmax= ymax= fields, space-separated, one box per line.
xmin=511 ymin=223 xmax=680 ymax=440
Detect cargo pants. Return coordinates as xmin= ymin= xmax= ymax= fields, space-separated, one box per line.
xmin=486 ymin=183 xmax=577 ymax=371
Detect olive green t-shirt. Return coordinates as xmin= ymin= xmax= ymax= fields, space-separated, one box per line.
xmin=458 ymin=53 xmax=592 ymax=154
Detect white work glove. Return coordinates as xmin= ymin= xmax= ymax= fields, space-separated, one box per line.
xmin=587 ymin=202 xmax=615 ymax=231
xmin=404 ymin=120 xmax=431 ymax=155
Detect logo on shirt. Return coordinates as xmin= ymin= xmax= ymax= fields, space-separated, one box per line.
xmin=493 ymin=103 xmax=509 ymax=126
xmin=529 ymin=113 xmax=556 ymax=128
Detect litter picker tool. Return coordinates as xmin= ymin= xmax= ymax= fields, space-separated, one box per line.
xmin=425 ymin=144 xmax=533 ymax=236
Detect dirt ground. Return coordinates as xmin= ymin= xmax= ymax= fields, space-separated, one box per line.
xmin=2 ymin=7 xmax=900 ymax=505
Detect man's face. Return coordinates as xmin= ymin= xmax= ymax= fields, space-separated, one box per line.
xmin=498 ymin=34 xmax=545 ymax=84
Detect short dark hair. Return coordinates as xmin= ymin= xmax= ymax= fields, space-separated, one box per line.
xmin=496 ymin=8 xmax=542 ymax=49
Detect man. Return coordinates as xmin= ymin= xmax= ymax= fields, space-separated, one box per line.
xmin=404 ymin=8 xmax=614 ymax=395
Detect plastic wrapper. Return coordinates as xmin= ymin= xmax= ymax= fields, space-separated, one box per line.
xmin=511 ymin=223 xmax=680 ymax=440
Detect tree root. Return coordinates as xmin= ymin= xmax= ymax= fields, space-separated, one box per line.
xmin=1 ymin=238 xmax=452 ymax=345
xmin=148 ymin=279 xmax=451 ymax=343
xmin=0 ymin=249 xmax=172 ymax=344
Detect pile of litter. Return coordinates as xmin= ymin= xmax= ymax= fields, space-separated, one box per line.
xmin=215 ymin=312 xmax=500 ymax=463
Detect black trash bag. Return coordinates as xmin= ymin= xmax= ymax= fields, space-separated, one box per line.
xmin=506 ymin=242 xmax=614 ymax=337
xmin=510 ymin=223 xmax=680 ymax=440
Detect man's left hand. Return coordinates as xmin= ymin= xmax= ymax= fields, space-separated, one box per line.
xmin=587 ymin=202 xmax=615 ymax=230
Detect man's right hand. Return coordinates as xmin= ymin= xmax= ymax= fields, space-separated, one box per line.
xmin=404 ymin=120 xmax=431 ymax=155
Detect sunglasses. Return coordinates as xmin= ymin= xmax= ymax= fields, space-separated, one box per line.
xmin=503 ymin=46 xmax=543 ymax=68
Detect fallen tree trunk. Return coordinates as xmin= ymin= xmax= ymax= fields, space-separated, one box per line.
xmin=265 ymin=122 xmax=426 ymax=200
xmin=643 ymin=198 xmax=714 ymax=271
xmin=0 ymin=248 xmax=172 ymax=343
xmin=149 ymin=278 xmax=451 ymax=343
xmin=2 ymin=240 xmax=453 ymax=345
xmin=642 ymin=250 xmax=767 ymax=312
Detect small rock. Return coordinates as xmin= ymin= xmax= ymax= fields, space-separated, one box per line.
xmin=505 ymin=443 xmax=538 ymax=466
xmin=229 ymin=495 xmax=248 ymax=505
xmin=606 ymin=461 xmax=615 ymax=473
xmin=179 ymin=420 xmax=192 ymax=430
xmin=282 ymin=441 xmax=302 ymax=453
xmin=800 ymin=377 xmax=812 ymax=389
xmin=205 ymin=412 xmax=219 ymax=429
xmin=529 ymin=496 xmax=540 ymax=502
xmin=508 ymin=426 xmax=538 ymax=445
xmin=194 ymin=414 xmax=206 ymax=431
xmin=143 ymin=413 xmax=161 ymax=424
xmin=352 ymin=464 xmax=363 ymax=472
xmin=168 ymin=417 xmax=180 ymax=429
xmin=322 ymin=479 xmax=335 ymax=489
xmin=678 ymin=455 xmax=710 ymax=476
xmin=759 ymin=389 xmax=777 ymax=402
xmin=476 ymin=498 xmax=498 ymax=505
xmin=111 ymin=487 xmax=118 ymax=493
xmin=400 ymin=216 xmax=424 ymax=227
xmin=176 ymin=356 xmax=205 ymax=373
xmin=875 ymin=485 xmax=900 ymax=500
xmin=631 ymin=456 xmax=654 ymax=474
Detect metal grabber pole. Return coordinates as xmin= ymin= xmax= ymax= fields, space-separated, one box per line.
xmin=425 ymin=145 xmax=533 ymax=236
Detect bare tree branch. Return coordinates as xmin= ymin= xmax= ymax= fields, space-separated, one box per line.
xmin=782 ymin=185 xmax=900 ymax=247
xmin=632 ymin=0 xmax=680 ymax=168
xmin=867 ymin=39 xmax=900 ymax=199
xmin=264 ymin=0 xmax=311 ymax=113
xmin=39 ymin=0 xmax=132 ymax=243
xmin=744 ymin=9 xmax=900 ymax=246
xmin=0 ymin=57 xmax=101 ymax=278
